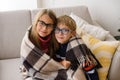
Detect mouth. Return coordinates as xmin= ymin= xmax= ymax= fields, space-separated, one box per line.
xmin=57 ymin=36 xmax=64 ymax=39
xmin=57 ymin=37 xmax=64 ymax=41
xmin=40 ymin=31 xmax=47 ymax=34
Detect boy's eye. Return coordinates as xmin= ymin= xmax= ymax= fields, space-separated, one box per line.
xmin=62 ymin=29 xmax=69 ymax=33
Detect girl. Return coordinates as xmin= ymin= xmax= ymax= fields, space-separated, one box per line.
xmin=20 ymin=9 xmax=65 ymax=80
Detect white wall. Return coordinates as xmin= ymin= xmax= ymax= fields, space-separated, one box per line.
xmin=0 ymin=0 xmax=119 ymax=36
xmin=38 ymin=0 xmax=120 ymax=36
xmin=0 ymin=0 xmax=37 ymax=11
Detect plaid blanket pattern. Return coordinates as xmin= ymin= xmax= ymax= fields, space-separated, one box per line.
xmin=66 ymin=35 xmax=101 ymax=70
xmin=20 ymin=27 xmax=101 ymax=80
xmin=20 ymin=28 xmax=87 ymax=80
xmin=20 ymin=28 xmax=67 ymax=79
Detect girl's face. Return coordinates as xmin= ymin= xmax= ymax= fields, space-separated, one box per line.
xmin=36 ymin=14 xmax=54 ymax=37
xmin=55 ymin=23 xmax=73 ymax=44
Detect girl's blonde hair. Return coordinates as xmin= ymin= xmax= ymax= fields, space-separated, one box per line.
xmin=29 ymin=9 xmax=58 ymax=57
xmin=57 ymin=15 xmax=76 ymax=31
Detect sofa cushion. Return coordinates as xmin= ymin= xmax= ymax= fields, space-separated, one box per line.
xmin=81 ymin=24 xmax=109 ymax=40
xmin=70 ymin=13 xmax=109 ymax=41
xmin=69 ymin=12 xmax=88 ymax=27
xmin=0 ymin=58 xmax=23 ymax=80
xmin=0 ymin=10 xmax=32 ymax=59
xmin=81 ymin=33 xmax=119 ymax=80
xmin=31 ymin=5 xmax=93 ymax=24
xmin=108 ymin=45 xmax=120 ymax=80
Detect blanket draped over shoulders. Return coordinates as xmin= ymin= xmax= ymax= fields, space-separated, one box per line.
xmin=66 ymin=35 xmax=101 ymax=71
xmin=20 ymin=27 xmax=101 ymax=80
xmin=20 ymin=28 xmax=67 ymax=79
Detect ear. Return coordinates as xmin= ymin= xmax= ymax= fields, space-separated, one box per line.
xmin=72 ymin=31 xmax=76 ymax=36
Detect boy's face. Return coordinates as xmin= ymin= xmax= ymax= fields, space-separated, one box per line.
xmin=55 ymin=23 xmax=73 ymax=44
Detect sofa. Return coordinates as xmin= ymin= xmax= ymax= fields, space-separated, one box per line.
xmin=0 ymin=5 xmax=119 ymax=80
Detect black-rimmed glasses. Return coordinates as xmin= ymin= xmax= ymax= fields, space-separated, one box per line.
xmin=38 ymin=20 xmax=54 ymax=29
xmin=55 ymin=27 xmax=71 ymax=35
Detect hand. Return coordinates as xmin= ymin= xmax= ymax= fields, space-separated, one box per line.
xmin=60 ymin=60 xmax=71 ymax=69
xmin=19 ymin=65 xmax=28 ymax=77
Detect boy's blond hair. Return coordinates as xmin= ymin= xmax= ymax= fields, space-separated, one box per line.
xmin=57 ymin=15 xmax=76 ymax=31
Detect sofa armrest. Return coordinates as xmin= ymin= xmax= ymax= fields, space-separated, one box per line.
xmin=0 ymin=10 xmax=32 ymax=59
xmin=108 ymin=44 xmax=120 ymax=80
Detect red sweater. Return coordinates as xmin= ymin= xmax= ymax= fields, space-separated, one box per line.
xmin=39 ymin=35 xmax=51 ymax=54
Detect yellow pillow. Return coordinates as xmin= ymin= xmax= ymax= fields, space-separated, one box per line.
xmin=81 ymin=34 xmax=119 ymax=80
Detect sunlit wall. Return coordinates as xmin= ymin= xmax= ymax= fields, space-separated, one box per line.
xmin=0 ymin=0 xmax=37 ymax=11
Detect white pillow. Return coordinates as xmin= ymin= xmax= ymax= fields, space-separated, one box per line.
xmin=69 ymin=13 xmax=109 ymax=40
xmin=69 ymin=12 xmax=88 ymax=28
xmin=81 ymin=24 xmax=110 ymax=40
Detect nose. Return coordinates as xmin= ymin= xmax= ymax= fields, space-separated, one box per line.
xmin=58 ymin=31 xmax=64 ymax=35
xmin=41 ymin=25 xmax=47 ymax=30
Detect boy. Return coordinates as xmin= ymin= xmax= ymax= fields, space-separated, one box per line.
xmin=55 ymin=15 xmax=101 ymax=80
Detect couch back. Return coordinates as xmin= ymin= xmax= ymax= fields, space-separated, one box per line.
xmin=0 ymin=5 xmax=93 ymax=59
xmin=30 ymin=6 xmax=93 ymax=24
xmin=0 ymin=10 xmax=32 ymax=59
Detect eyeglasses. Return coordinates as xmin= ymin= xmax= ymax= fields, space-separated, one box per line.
xmin=38 ymin=20 xmax=54 ymax=29
xmin=55 ymin=27 xmax=71 ymax=35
